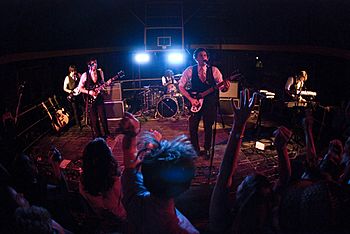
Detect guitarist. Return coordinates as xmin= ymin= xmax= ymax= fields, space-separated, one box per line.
xmin=78 ymin=58 xmax=110 ymax=138
xmin=63 ymin=65 xmax=82 ymax=129
xmin=178 ymin=48 xmax=230 ymax=159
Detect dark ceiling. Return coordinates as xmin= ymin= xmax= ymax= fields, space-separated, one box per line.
xmin=1 ymin=0 xmax=350 ymax=55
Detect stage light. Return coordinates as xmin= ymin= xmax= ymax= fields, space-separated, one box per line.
xmin=166 ymin=52 xmax=184 ymax=65
xmin=134 ymin=53 xmax=150 ymax=64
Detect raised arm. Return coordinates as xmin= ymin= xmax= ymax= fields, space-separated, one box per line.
xmin=119 ymin=112 xmax=141 ymax=169
xmin=63 ymin=76 xmax=71 ymax=94
xmin=303 ymin=109 xmax=317 ymax=168
xmin=209 ymin=89 xmax=256 ymax=232
xmin=273 ymin=126 xmax=292 ymax=190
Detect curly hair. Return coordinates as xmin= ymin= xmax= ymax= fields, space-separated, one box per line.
xmin=15 ymin=206 xmax=53 ymax=234
xmin=192 ymin=47 xmax=209 ymax=60
xmin=139 ymin=133 xmax=196 ymax=199
xmin=81 ymin=138 xmax=119 ymax=196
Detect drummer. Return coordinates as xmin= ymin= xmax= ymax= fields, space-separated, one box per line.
xmin=162 ymin=69 xmax=178 ymax=94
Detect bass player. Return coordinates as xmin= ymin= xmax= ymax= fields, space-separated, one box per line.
xmin=178 ymin=48 xmax=230 ymax=159
xmin=63 ymin=65 xmax=83 ymax=129
xmin=78 ymin=58 xmax=111 ymax=138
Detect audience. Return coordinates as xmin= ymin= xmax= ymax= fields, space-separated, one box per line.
xmin=119 ymin=112 xmax=199 ymax=234
xmin=79 ymin=137 xmax=126 ymax=221
xmin=209 ymin=89 xmax=350 ymax=234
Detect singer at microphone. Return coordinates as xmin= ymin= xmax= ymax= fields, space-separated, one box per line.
xmin=203 ymin=59 xmax=210 ymax=67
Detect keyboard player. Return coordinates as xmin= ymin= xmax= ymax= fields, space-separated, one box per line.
xmin=285 ymin=70 xmax=309 ymax=102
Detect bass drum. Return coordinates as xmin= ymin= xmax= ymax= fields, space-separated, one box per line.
xmin=157 ymin=95 xmax=178 ymax=118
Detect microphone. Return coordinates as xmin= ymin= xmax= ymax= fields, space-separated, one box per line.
xmin=203 ymin=59 xmax=210 ymax=67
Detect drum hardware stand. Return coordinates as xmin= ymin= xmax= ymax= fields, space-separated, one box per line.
xmin=208 ymin=90 xmax=226 ymax=184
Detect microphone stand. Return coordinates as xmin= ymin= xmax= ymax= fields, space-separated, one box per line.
xmin=207 ymin=85 xmax=225 ymax=184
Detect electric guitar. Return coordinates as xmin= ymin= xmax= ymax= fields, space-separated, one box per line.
xmin=188 ymin=72 xmax=242 ymax=113
xmin=67 ymin=87 xmax=81 ymax=102
xmin=86 ymin=70 xmax=125 ymax=104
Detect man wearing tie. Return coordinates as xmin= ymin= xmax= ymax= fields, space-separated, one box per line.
xmin=179 ymin=48 xmax=229 ymax=159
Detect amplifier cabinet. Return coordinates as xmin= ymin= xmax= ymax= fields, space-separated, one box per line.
xmin=104 ymin=83 xmax=122 ymax=101
xmin=219 ymin=98 xmax=239 ymax=115
xmin=219 ymin=81 xmax=238 ymax=98
xmin=104 ymin=100 xmax=124 ymax=120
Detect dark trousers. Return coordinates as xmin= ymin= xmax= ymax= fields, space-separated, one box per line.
xmin=88 ymin=98 xmax=109 ymax=137
xmin=189 ymin=96 xmax=217 ymax=153
xmin=70 ymin=100 xmax=82 ymax=128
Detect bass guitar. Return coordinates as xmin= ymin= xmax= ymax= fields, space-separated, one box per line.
xmin=188 ymin=72 xmax=242 ymax=113
xmin=67 ymin=87 xmax=81 ymax=102
xmin=87 ymin=70 xmax=125 ymax=104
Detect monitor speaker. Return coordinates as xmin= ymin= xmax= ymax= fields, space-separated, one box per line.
xmin=104 ymin=83 xmax=122 ymax=101
xmin=104 ymin=101 xmax=124 ymax=120
xmin=219 ymin=81 xmax=238 ymax=98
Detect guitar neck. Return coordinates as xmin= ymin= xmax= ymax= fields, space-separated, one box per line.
xmin=199 ymin=81 xmax=225 ymax=98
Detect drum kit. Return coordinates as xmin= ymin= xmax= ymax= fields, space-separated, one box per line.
xmin=138 ymin=74 xmax=187 ymax=119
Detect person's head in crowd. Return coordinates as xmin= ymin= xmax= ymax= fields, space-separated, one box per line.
xmin=81 ymin=137 xmax=120 ymax=196
xmin=341 ymin=137 xmax=350 ymax=166
xmin=11 ymin=154 xmax=40 ymax=203
xmin=232 ymin=173 xmax=274 ymax=233
xmin=138 ymin=133 xmax=196 ymax=199
xmin=279 ymin=180 xmax=347 ymax=232
xmin=319 ymin=139 xmax=344 ymax=180
xmin=14 ymin=205 xmax=53 ymax=234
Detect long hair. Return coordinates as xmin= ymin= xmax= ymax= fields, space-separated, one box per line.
xmin=139 ymin=133 xmax=197 ymax=199
xmin=81 ymin=138 xmax=119 ymax=196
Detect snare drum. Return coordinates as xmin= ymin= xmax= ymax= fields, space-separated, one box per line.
xmin=157 ymin=95 xmax=178 ymax=118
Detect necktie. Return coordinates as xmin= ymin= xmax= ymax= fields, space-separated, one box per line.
xmin=198 ymin=66 xmax=206 ymax=82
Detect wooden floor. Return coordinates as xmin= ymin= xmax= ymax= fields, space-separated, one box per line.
xmin=29 ymin=114 xmax=284 ymax=233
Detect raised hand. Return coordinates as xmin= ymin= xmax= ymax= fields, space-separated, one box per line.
xmin=232 ymin=89 xmax=257 ymax=129
xmin=119 ymin=112 xmax=141 ymax=137
xmin=302 ymin=108 xmax=314 ymax=130
xmin=273 ymin=126 xmax=292 ymax=149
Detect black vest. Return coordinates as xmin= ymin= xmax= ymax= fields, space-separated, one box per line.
xmin=67 ymin=76 xmax=79 ymax=90
xmin=191 ymin=65 xmax=216 ymax=98
xmin=85 ymin=70 xmax=103 ymax=90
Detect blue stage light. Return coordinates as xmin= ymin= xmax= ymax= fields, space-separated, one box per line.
xmin=134 ymin=53 xmax=150 ymax=64
xmin=166 ymin=52 xmax=184 ymax=65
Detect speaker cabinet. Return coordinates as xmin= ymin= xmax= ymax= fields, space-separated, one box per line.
xmin=104 ymin=83 xmax=122 ymax=101
xmin=219 ymin=81 xmax=238 ymax=98
xmin=104 ymin=101 xmax=124 ymax=120
xmin=219 ymin=98 xmax=239 ymax=115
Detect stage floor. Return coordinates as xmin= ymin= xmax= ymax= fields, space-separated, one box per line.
xmin=29 ymin=115 xmax=292 ymax=233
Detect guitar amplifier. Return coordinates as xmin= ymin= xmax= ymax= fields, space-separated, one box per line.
xmin=219 ymin=98 xmax=239 ymax=115
xmin=104 ymin=100 xmax=124 ymax=120
xmin=219 ymin=81 xmax=238 ymax=98
xmin=104 ymin=83 xmax=122 ymax=101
